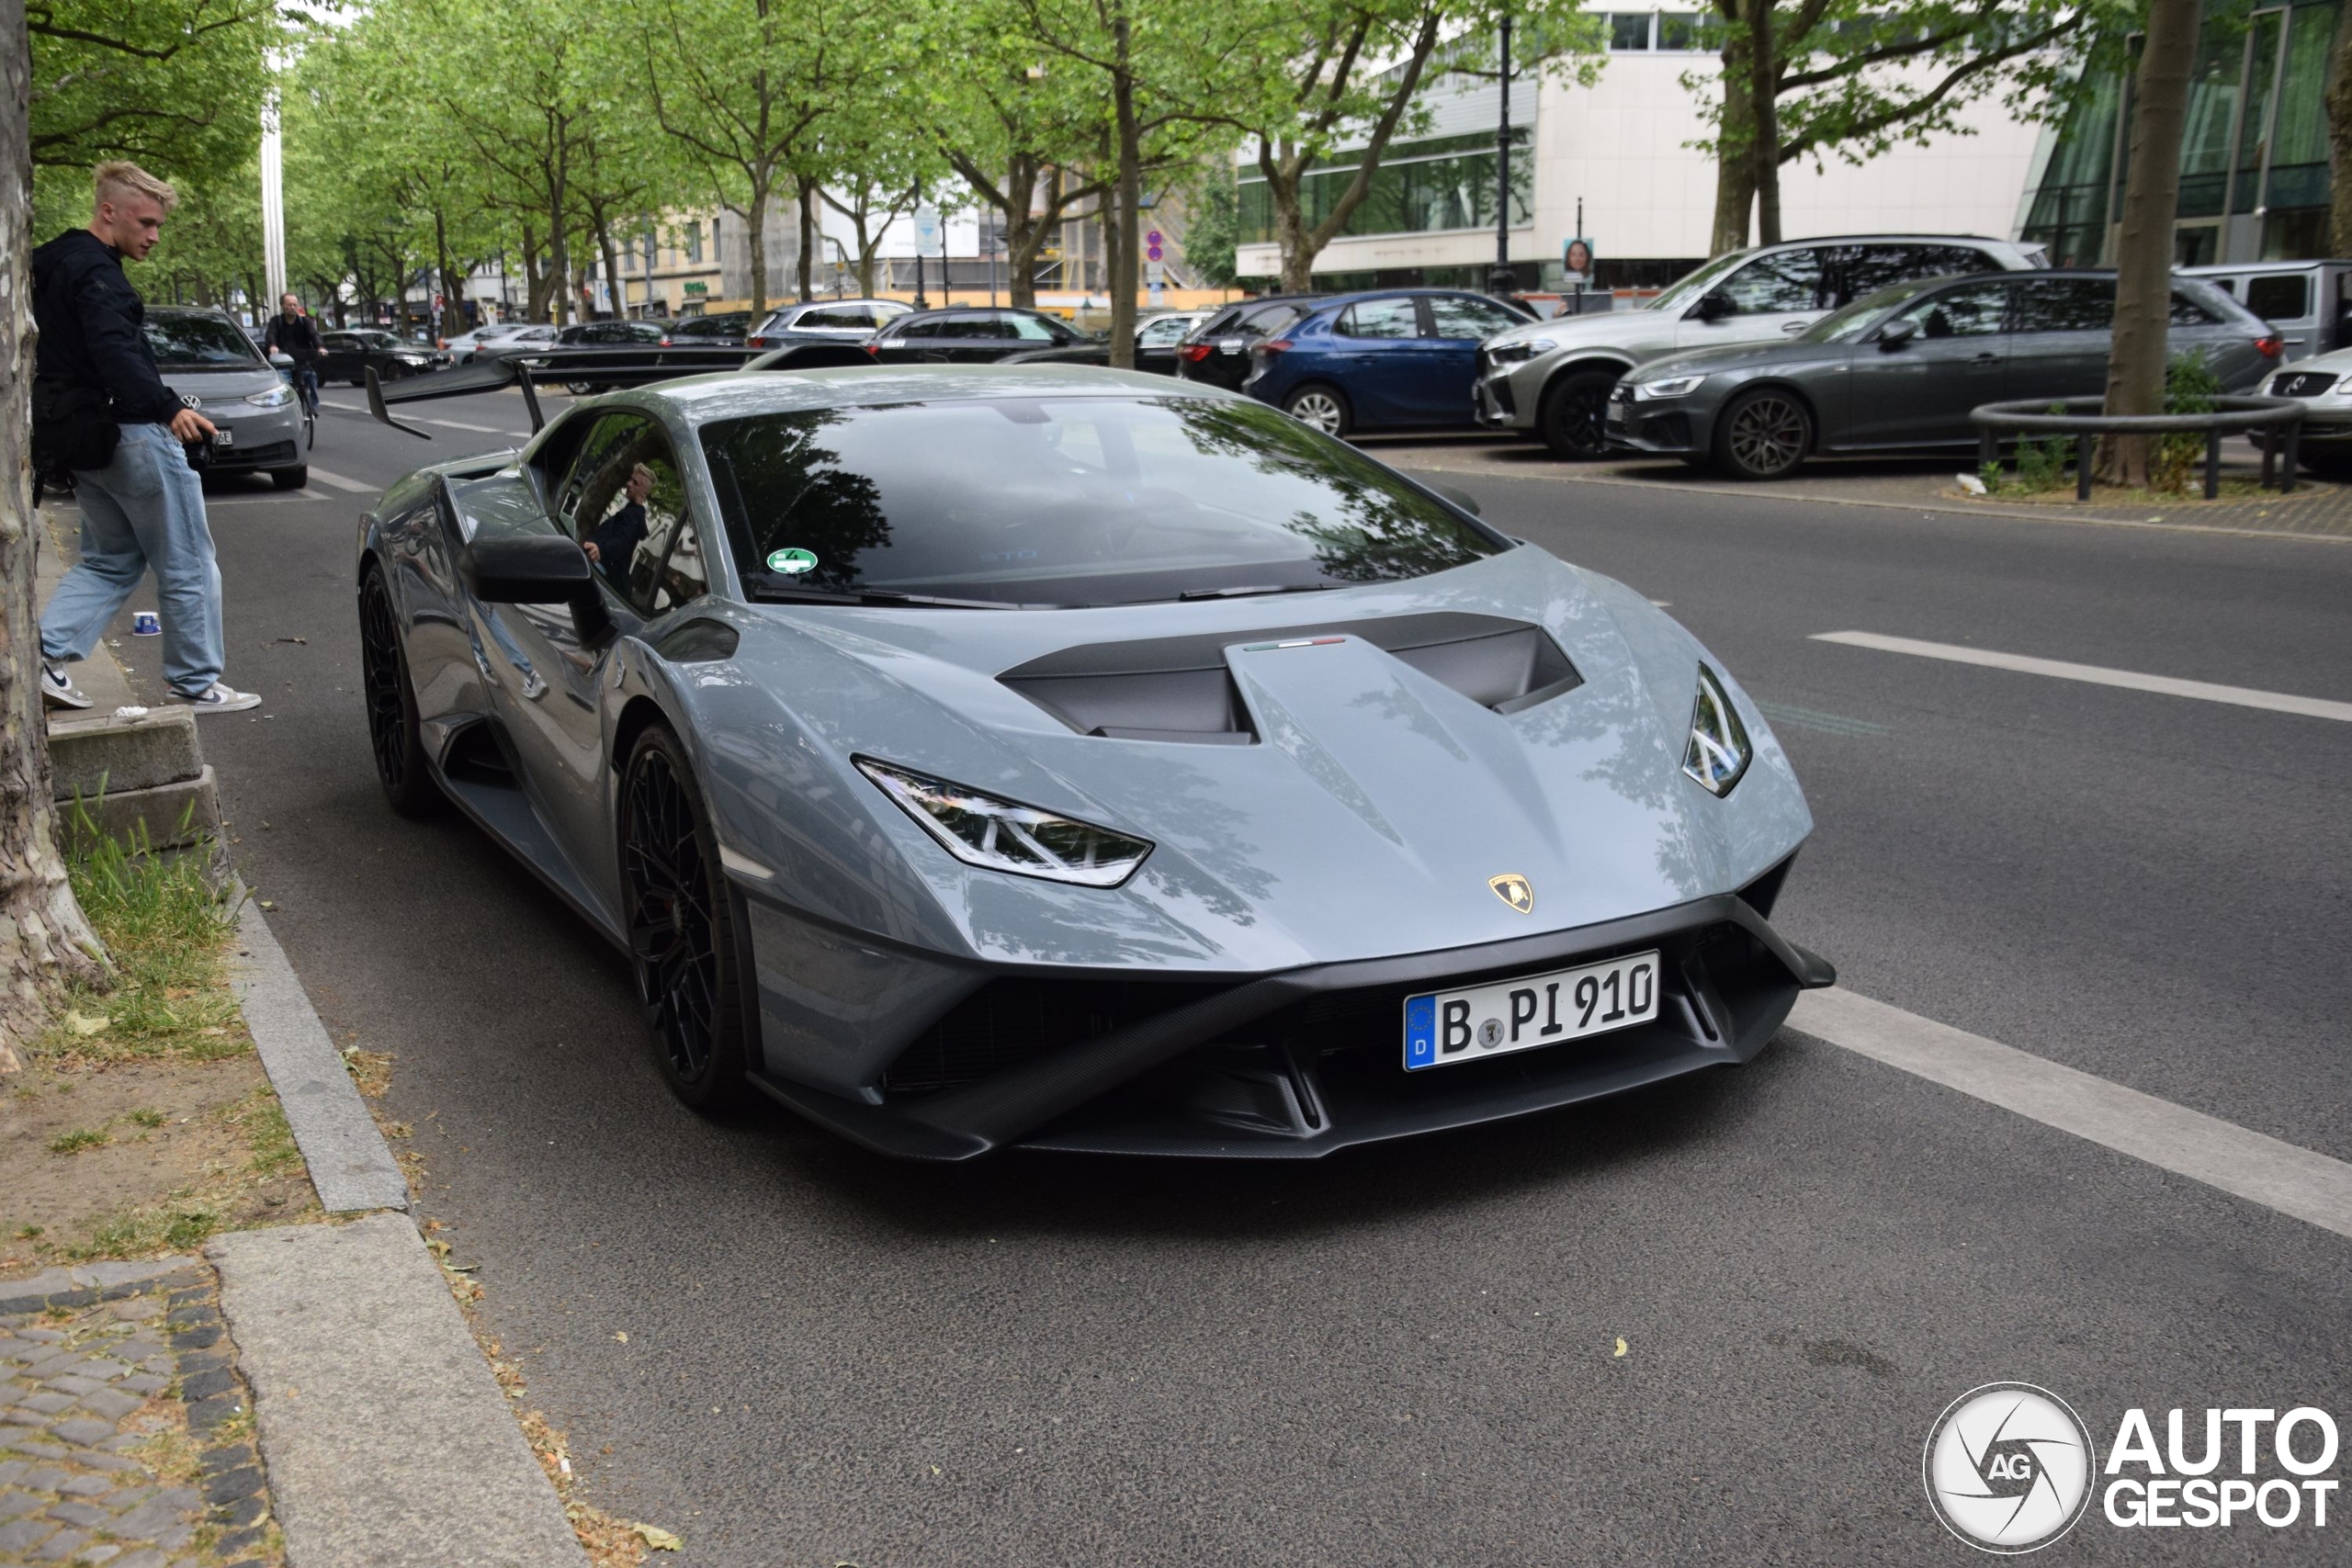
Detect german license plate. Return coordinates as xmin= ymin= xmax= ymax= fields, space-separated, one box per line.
xmin=1403 ymin=951 xmax=1660 ymax=1071
xmin=213 ymin=426 xmax=234 ymax=446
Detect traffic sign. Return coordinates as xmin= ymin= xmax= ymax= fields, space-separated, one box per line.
xmin=1146 ymin=243 xmax=1163 ymax=262
xmin=1146 ymin=230 xmax=1162 ymax=246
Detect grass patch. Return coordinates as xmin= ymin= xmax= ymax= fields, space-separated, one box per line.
xmin=32 ymin=804 xmax=247 ymax=1066
xmin=47 ymin=1127 xmax=107 ymax=1154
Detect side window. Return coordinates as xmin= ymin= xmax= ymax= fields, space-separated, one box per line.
xmin=2168 ymin=290 xmax=2221 ymax=326
xmin=562 ymin=414 xmax=701 ymax=615
xmin=1717 ymin=250 xmax=1828 ymax=314
xmin=1338 ymin=298 xmax=1422 ymax=338
xmin=1427 ymin=295 xmax=1525 ymax=339
xmin=1839 ymin=244 xmax=1998 ymax=303
xmin=2245 ymin=275 xmax=2310 ymax=321
xmin=1137 ymin=316 xmax=1190 ymax=346
xmin=2012 ymin=278 xmax=2115 ymax=333
xmin=1238 ymin=304 xmax=1301 ymax=340
xmin=800 ymin=307 xmax=866 ymax=331
xmin=1885 ymin=281 xmax=2010 ymax=339
xmin=1009 ymin=313 xmax=1060 ymax=341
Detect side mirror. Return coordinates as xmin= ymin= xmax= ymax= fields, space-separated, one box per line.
xmin=1424 ymin=480 xmax=1482 ymax=516
xmin=1877 ymin=317 xmax=1919 ymax=350
xmin=267 ymin=351 xmax=295 ymax=367
xmin=461 ymin=533 xmax=592 ymax=604
xmin=1690 ymin=292 xmax=1734 ymax=323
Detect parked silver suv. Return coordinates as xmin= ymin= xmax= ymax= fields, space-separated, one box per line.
xmin=1476 ymin=234 xmax=2049 ymax=457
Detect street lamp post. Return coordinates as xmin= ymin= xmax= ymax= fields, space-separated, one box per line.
xmin=1490 ymin=16 xmax=1515 ymax=298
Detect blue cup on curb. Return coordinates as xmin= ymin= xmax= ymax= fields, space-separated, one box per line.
xmin=131 ymin=611 xmax=161 ymax=637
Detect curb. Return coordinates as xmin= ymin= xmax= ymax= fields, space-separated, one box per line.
xmin=0 ymin=1257 xmax=199 ymax=1316
xmin=231 ymin=896 xmax=412 ymax=1213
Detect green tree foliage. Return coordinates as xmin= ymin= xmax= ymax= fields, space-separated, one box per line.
xmin=28 ymin=1 xmax=274 ymax=179
xmin=1688 ymin=0 xmax=2126 ymax=255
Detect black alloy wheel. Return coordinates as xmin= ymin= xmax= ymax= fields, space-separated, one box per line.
xmin=1538 ymin=369 xmax=1617 ymax=459
xmin=1713 ymin=387 xmax=1814 ymax=480
xmin=619 ymin=726 xmax=751 ymax=1111
xmin=357 ymin=570 xmax=437 ymax=816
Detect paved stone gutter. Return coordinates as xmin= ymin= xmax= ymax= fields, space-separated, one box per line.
xmin=1 ymin=1267 xmax=281 ymax=1567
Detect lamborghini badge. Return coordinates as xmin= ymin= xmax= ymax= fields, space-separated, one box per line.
xmin=1488 ymin=874 xmax=1534 ymax=914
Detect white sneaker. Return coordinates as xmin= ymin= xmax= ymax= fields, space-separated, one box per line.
xmin=172 ymin=682 xmax=262 ymax=715
xmin=41 ymin=662 xmax=93 ymax=710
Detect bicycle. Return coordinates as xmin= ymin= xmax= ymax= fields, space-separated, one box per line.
xmin=293 ymin=364 xmax=319 ymax=449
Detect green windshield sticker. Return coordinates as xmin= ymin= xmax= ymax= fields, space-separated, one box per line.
xmin=766 ymin=547 xmax=819 ymax=576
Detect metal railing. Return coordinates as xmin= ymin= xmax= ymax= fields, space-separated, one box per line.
xmin=1970 ymin=395 xmax=2306 ymax=501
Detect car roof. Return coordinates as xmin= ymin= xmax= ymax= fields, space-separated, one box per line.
xmin=618 ymin=363 xmax=1236 ymax=420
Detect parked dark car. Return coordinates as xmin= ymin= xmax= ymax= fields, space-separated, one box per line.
xmin=318 ymin=328 xmax=451 ymax=385
xmin=1240 ymin=290 xmax=1538 ymax=435
xmin=665 ymin=310 xmax=753 ymax=345
xmin=1175 ymin=294 xmax=1325 ymax=390
xmin=555 ymin=319 xmax=671 ymax=347
xmin=865 ymin=307 xmax=1093 ymax=364
xmin=997 ymin=310 xmax=1210 ymax=376
xmin=744 ymin=298 xmax=911 ymax=347
xmin=1608 ymin=270 xmax=2283 ymax=479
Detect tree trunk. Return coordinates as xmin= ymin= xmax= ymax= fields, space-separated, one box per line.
xmin=434 ymin=208 xmax=463 ymax=337
xmin=594 ymin=214 xmax=623 ymax=319
xmin=1710 ymin=2 xmax=1758 ymax=254
xmin=1747 ymin=0 xmax=1782 ymax=245
xmin=2327 ymin=1 xmax=2352 ymax=257
xmin=1 ymin=0 xmax=108 ymax=1071
xmin=548 ymin=177 xmax=572 ymax=325
xmin=745 ymin=179 xmax=771 ymax=315
xmin=2098 ymin=0 xmax=2199 ymax=488
xmin=795 ymin=176 xmax=815 ymax=303
xmin=1109 ymin=15 xmax=1140 ymax=367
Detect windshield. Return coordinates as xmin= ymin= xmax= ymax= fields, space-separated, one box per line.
xmin=1646 ymin=251 xmax=1752 ymax=314
xmin=144 ymin=314 xmax=265 ymax=369
xmin=699 ymin=395 xmax=1503 ymax=608
xmin=1797 ymin=280 xmax=1931 ymax=343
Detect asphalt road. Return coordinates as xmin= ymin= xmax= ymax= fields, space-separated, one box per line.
xmin=122 ymin=391 xmax=2352 ymax=1564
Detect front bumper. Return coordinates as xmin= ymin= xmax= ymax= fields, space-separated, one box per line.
xmin=207 ymin=405 xmax=304 ymax=470
xmin=749 ymin=890 xmax=1833 ymax=1160
xmin=1604 ymin=385 xmax=1703 ymax=455
xmin=1475 ymin=355 xmax=1543 ymax=430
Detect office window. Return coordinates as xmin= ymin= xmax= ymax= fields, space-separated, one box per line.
xmin=686 ymin=224 xmax=703 ymax=264
xmin=1610 ymin=13 xmax=1651 ymax=50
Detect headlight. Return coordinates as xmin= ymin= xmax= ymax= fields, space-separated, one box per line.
xmin=1486 ymin=338 xmax=1556 ymax=366
xmin=1634 ymin=374 xmax=1706 ymax=400
xmin=856 ymin=758 xmax=1152 ymax=887
xmin=244 ymin=385 xmax=293 ymax=409
xmin=1680 ymin=664 xmax=1751 ymax=796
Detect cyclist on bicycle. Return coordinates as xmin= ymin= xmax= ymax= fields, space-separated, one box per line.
xmin=263 ymin=292 xmax=322 ymax=417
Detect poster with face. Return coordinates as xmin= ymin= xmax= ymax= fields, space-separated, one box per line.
xmin=1563 ymin=238 xmax=1595 ymax=284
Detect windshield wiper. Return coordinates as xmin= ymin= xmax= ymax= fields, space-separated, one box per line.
xmin=1174 ymin=582 xmax=1340 ymax=603
xmin=747 ymin=581 xmax=1041 ymax=610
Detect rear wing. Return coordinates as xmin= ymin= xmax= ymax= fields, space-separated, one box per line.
xmin=367 ymin=341 xmax=878 ymax=437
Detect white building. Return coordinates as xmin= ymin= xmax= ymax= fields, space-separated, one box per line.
xmin=1234 ymin=12 xmax=2046 ymax=290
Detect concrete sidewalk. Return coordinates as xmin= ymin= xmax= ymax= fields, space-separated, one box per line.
xmin=1361 ymin=432 xmax=2352 ymax=540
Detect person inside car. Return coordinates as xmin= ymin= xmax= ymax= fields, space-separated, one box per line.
xmin=582 ymin=462 xmax=655 ymax=577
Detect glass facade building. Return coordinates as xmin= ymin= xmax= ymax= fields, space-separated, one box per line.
xmin=2019 ymin=0 xmax=2340 ymax=267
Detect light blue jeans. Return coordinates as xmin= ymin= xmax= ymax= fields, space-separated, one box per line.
xmin=41 ymin=421 xmax=223 ymax=696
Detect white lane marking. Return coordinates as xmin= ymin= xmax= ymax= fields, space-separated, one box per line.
xmin=319 ymin=398 xmax=527 ymax=438
xmin=1790 ymin=988 xmax=2352 ymax=1241
xmin=301 ymin=467 xmax=375 ymax=493
xmin=1812 ymin=630 xmax=2352 ymax=724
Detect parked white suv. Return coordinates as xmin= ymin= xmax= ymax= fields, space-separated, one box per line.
xmin=1476 ymin=234 xmax=2049 ymax=457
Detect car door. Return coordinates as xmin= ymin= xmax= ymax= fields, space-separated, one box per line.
xmin=1841 ymin=279 xmax=2014 ymax=446
xmin=318 ymin=333 xmax=357 ymax=382
xmin=2244 ymin=274 xmax=2315 ymax=359
xmin=1135 ymin=313 xmax=1194 ymax=373
xmin=2005 ymin=277 xmax=2115 ymax=406
xmin=1327 ymin=298 xmax=1426 ymax=425
xmin=486 ymin=410 xmax=705 ymax=891
xmin=1676 ymin=246 xmax=1833 ymax=350
xmin=1423 ymin=295 xmax=1532 ymax=423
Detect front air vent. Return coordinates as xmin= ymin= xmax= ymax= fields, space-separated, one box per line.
xmin=1000 ymin=613 xmax=1580 ymax=743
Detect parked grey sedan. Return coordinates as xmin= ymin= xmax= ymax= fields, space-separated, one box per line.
xmin=144 ymin=307 xmax=308 ymax=489
xmin=1608 ymin=271 xmax=2283 ymax=479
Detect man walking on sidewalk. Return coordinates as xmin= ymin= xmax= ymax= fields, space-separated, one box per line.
xmin=31 ymin=162 xmax=260 ymax=714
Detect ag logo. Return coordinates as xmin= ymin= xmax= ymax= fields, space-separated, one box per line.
xmin=1487 ymin=874 xmax=1534 ymax=915
xmin=1924 ymin=1382 xmax=2096 ymax=1553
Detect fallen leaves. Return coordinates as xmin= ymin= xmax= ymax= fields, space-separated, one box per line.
xmin=632 ymin=1524 xmax=683 ymax=1552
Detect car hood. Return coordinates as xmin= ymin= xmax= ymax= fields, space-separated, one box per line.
xmin=1633 ymin=339 xmax=1842 ymax=381
xmin=680 ymin=550 xmax=1812 ymax=972
xmin=1483 ymin=303 xmax=1669 ymax=351
xmin=158 ymin=366 xmax=282 ymax=400
xmin=2274 ymin=345 xmax=2352 ymax=378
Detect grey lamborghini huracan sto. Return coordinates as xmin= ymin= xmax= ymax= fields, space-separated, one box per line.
xmin=355 ymin=363 xmax=1832 ymax=1158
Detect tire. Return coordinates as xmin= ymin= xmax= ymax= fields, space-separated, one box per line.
xmin=1537 ymin=369 xmax=1618 ymax=459
xmin=619 ymin=725 xmax=752 ymax=1112
xmin=1283 ymin=383 xmax=1351 ymax=437
xmin=357 ymin=569 xmax=438 ymax=817
xmin=1712 ymin=387 xmax=1814 ymax=480
xmin=564 ymin=380 xmax=597 ymax=397
xmin=272 ymin=466 xmax=307 ymax=491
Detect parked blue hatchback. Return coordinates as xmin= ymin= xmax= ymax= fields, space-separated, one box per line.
xmin=1241 ymin=288 xmax=1538 ymax=436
